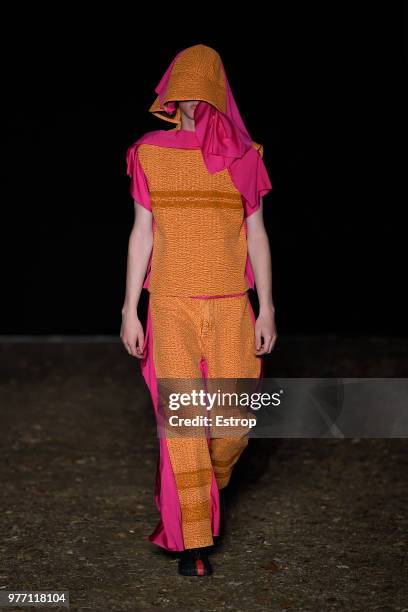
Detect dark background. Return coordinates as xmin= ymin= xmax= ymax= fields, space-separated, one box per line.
xmin=2 ymin=6 xmax=406 ymax=336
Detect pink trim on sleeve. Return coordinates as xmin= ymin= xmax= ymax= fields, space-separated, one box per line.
xmin=241 ymin=149 xmax=272 ymax=219
xmin=126 ymin=143 xmax=152 ymax=212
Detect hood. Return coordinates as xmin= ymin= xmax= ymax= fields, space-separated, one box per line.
xmin=148 ymin=43 xmax=264 ymax=156
xmin=149 ymin=44 xmax=227 ymax=125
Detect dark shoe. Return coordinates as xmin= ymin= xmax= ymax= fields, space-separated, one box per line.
xmin=178 ymin=547 xmax=213 ymax=576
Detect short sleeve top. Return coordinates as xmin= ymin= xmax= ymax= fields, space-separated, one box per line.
xmin=132 ymin=143 xmax=251 ymax=296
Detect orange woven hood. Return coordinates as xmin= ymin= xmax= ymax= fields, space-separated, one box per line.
xmin=149 ymin=44 xmax=227 ymax=126
xmin=140 ymin=43 xmax=272 ymax=224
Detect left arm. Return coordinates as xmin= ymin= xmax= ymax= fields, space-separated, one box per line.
xmin=246 ymin=198 xmax=278 ymax=354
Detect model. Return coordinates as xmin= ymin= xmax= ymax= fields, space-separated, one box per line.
xmin=121 ymin=43 xmax=277 ymax=576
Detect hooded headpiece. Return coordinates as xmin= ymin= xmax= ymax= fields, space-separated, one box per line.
xmin=149 ymin=44 xmax=228 ymax=128
xmin=146 ymin=43 xmax=272 ymax=215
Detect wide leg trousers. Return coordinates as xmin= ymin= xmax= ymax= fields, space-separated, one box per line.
xmin=148 ymin=291 xmax=262 ymax=550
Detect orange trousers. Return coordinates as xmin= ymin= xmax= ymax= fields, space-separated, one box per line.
xmin=149 ymin=291 xmax=261 ymax=549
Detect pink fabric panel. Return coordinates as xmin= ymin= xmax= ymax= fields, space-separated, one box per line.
xmin=140 ymin=300 xmax=185 ymax=551
xmin=125 ymin=143 xmax=152 ymax=212
xmin=194 ymin=101 xmax=272 ymax=217
xmin=222 ymin=61 xmax=272 ymax=216
xmin=238 ymin=155 xmax=272 ymax=219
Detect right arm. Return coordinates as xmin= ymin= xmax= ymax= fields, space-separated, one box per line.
xmin=120 ymin=200 xmax=153 ymax=358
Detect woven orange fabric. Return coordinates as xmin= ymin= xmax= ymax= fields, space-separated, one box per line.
xmin=137 ymin=144 xmax=249 ymax=297
xmin=150 ymin=292 xmax=261 ymax=548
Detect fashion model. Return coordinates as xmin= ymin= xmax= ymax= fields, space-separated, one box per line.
xmin=121 ymin=44 xmax=277 ymax=576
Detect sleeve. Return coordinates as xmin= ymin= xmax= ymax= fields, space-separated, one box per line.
xmin=242 ymin=143 xmax=272 ymax=219
xmin=125 ymin=144 xmax=152 ymax=212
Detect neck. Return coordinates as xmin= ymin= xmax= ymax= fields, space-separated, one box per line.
xmin=180 ymin=117 xmax=196 ymax=131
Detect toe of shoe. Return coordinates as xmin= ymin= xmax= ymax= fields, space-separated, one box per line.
xmin=178 ymin=558 xmax=212 ymax=576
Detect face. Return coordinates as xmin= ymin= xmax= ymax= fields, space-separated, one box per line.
xmin=177 ymin=100 xmax=200 ymax=120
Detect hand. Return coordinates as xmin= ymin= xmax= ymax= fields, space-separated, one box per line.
xmin=120 ymin=308 xmax=145 ymax=358
xmin=254 ymin=307 xmax=278 ymax=355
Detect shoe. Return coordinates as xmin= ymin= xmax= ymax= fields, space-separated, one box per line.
xmin=178 ymin=547 xmax=213 ymax=576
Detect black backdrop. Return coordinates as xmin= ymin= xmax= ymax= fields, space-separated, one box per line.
xmin=2 ymin=6 xmax=406 ymax=336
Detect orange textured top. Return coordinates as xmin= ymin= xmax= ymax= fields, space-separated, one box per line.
xmin=137 ymin=143 xmax=250 ymax=297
